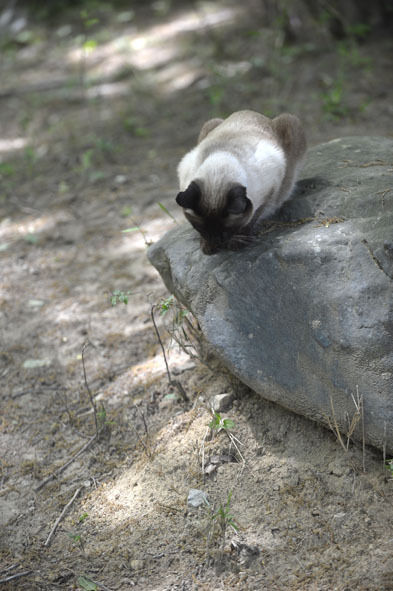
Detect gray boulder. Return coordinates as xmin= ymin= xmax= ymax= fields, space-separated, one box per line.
xmin=148 ymin=137 xmax=393 ymax=452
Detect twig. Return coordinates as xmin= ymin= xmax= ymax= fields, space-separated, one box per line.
xmin=383 ymin=421 xmax=387 ymax=471
xmin=44 ymin=487 xmax=82 ymax=547
xmin=347 ymin=388 xmax=362 ymax=449
xmin=360 ymin=388 xmax=366 ymax=473
xmin=225 ymin=431 xmax=246 ymax=464
xmin=35 ymin=434 xmax=97 ymax=492
xmin=327 ymin=395 xmax=347 ymax=451
xmin=0 ymin=563 xmax=20 ymax=575
xmin=0 ymin=570 xmax=32 ymax=584
xmin=131 ymin=405 xmax=151 ymax=457
xmin=82 ymin=341 xmax=98 ymax=434
xmin=89 ymin=579 xmax=113 ymax=591
xmin=140 ymin=408 xmax=149 ymax=437
xmin=200 ymin=426 xmax=209 ymax=476
xmin=151 ymin=304 xmax=189 ymax=402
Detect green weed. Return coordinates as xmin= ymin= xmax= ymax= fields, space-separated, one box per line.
xmin=110 ymin=290 xmax=132 ymax=306
xmin=208 ymin=411 xmax=245 ymax=464
xmin=157 ymin=202 xmax=177 ymax=223
xmin=121 ymin=205 xmax=132 ymax=217
xmin=68 ymin=531 xmax=85 ymax=552
xmin=123 ymin=116 xmax=150 ymax=137
xmin=160 ymin=294 xmax=175 ymax=315
xmin=321 ymin=79 xmax=348 ymax=119
xmin=211 ymin=490 xmax=239 ymax=535
xmin=77 ymin=575 xmax=97 ymax=590
xmin=0 ymin=162 xmax=15 ymax=177
xmin=209 ymin=412 xmax=235 ymax=433
xmin=78 ymin=512 xmax=89 ymax=523
xmin=122 ymin=215 xmax=151 ymax=246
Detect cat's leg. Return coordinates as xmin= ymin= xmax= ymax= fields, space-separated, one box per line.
xmin=197 ymin=118 xmax=224 ymax=143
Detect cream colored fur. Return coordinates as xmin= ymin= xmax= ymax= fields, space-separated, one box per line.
xmin=177 ymin=110 xmax=306 ymax=223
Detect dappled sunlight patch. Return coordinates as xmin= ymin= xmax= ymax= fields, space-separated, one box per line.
xmin=0 ymin=210 xmax=73 ymax=241
xmin=117 ymin=216 xmax=181 ymax=254
xmin=155 ymin=60 xmax=203 ymax=93
xmin=66 ymin=3 xmax=239 ymax=95
xmin=86 ymin=80 xmax=130 ymax=99
xmin=118 ymin=347 xmax=192 ymax=391
xmin=86 ymin=407 xmax=209 ymax=526
xmin=0 ymin=136 xmax=30 ymax=154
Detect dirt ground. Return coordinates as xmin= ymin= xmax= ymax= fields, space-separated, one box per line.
xmin=1 ymin=2 xmax=393 ymax=590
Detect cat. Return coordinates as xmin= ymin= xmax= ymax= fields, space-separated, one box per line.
xmin=175 ymin=110 xmax=306 ymax=255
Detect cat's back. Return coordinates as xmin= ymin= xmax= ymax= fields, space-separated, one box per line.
xmin=207 ymin=110 xmax=275 ymax=143
xmin=198 ymin=110 xmax=277 ymax=166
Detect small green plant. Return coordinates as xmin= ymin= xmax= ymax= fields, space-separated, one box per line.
xmin=385 ymin=459 xmax=393 ymax=478
xmin=24 ymin=233 xmax=39 ymax=245
xmin=68 ymin=531 xmax=85 ymax=552
xmin=208 ymin=85 xmax=224 ymax=109
xmin=346 ymin=23 xmax=371 ymax=41
xmin=206 ymin=490 xmax=239 ymax=558
xmin=0 ymin=162 xmax=15 ymax=177
xmin=157 ymin=202 xmax=177 ymax=223
xmin=122 ymin=222 xmax=151 ymax=246
xmin=78 ymin=512 xmax=89 ymax=523
xmin=97 ymin=405 xmax=114 ymax=430
xmin=337 ymin=40 xmax=372 ymax=69
xmin=77 ymin=575 xmax=97 ymax=590
xmin=321 ymin=79 xmax=348 ymax=119
xmin=80 ymin=148 xmax=94 ymax=170
xmin=160 ymin=294 xmax=175 ymax=315
xmin=110 ymin=289 xmax=132 ymax=306
xmin=211 ymin=490 xmax=239 ymax=535
xmin=121 ymin=205 xmax=132 ymax=217
xmin=123 ymin=116 xmax=150 ymax=137
xmin=209 ymin=412 xmax=235 ymax=433
xmin=208 ymin=411 xmax=245 ymax=463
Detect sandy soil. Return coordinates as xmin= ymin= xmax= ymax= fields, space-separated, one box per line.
xmin=1 ymin=2 xmax=392 ymax=590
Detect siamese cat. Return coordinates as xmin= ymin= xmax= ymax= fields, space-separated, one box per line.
xmin=175 ymin=110 xmax=306 ymax=255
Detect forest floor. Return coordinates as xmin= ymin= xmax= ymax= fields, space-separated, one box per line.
xmin=0 ymin=2 xmax=393 ymax=590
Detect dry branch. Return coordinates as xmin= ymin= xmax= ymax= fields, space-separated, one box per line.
xmin=0 ymin=570 xmax=32 ymax=584
xmin=44 ymin=487 xmax=82 ymax=547
xmin=35 ymin=434 xmax=97 ymax=492
xmin=151 ymin=304 xmax=189 ymax=402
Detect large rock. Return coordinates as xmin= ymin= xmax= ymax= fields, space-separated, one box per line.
xmin=148 ymin=137 xmax=393 ymax=452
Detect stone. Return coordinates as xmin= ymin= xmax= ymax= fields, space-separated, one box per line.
xmin=211 ymin=392 xmax=234 ymax=412
xmin=129 ymin=559 xmax=144 ymax=570
xmin=148 ymin=137 xmax=393 ymax=452
xmin=187 ymin=488 xmax=209 ymax=507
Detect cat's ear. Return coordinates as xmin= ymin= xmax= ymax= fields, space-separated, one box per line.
xmin=226 ymin=185 xmax=251 ymax=215
xmin=176 ymin=181 xmax=201 ymax=210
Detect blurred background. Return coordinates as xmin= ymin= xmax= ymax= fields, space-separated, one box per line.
xmin=1 ymin=0 xmax=392 ymax=183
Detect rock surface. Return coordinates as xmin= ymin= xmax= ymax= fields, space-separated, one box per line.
xmin=148 ymin=137 xmax=393 ymax=452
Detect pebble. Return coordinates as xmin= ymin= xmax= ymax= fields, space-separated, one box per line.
xmin=187 ymin=489 xmax=209 ymax=508
xmin=211 ymin=393 xmax=234 ymax=412
xmin=130 ymin=559 xmax=144 ymax=570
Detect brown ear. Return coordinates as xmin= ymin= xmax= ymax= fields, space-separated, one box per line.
xmin=176 ymin=181 xmax=201 ymax=210
xmin=197 ymin=118 xmax=224 ymax=143
xmin=225 ymin=185 xmax=251 ymax=215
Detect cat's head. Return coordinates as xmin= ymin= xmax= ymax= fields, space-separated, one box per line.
xmin=176 ymin=180 xmax=252 ymax=255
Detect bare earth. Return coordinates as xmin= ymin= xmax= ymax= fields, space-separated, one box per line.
xmin=1 ymin=3 xmax=392 ymax=590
